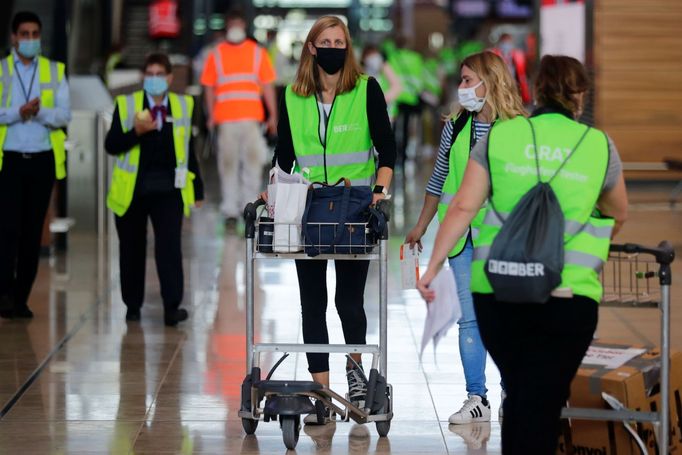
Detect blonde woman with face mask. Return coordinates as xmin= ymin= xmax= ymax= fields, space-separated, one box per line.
xmin=269 ymin=15 xmax=396 ymax=426
xmin=405 ymin=51 xmax=526 ymax=425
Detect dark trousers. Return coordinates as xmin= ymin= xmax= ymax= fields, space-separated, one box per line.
xmin=114 ymin=191 xmax=184 ymax=312
xmin=295 ymin=259 xmax=370 ymax=373
xmin=474 ymin=293 xmax=598 ymax=455
xmin=0 ymin=151 xmax=55 ymax=308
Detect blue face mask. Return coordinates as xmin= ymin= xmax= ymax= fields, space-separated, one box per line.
xmin=17 ymin=39 xmax=41 ymax=58
xmin=499 ymin=41 xmax=514 ymax=54
xmin=143 ymin=76 xmax=169 ymax=96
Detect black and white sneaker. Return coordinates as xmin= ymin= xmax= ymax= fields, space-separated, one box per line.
xmin=448 ymin=395 xmax=491 ymax=424
xmin=346 ymin=364 xmax=368 ymax=409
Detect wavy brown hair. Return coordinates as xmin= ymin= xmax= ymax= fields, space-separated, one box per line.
xmin=534 ymin=55 xmax=590 ymax=114
xmin=291 ymin=16 xmax=362 ymax=97
xmin=450 ymin=51 xmax=526 ymax=120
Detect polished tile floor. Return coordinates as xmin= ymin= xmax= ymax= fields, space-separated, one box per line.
xmin=0 ymin=167 xmax=680 ymax=454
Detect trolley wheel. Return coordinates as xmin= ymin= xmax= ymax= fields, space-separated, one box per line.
xmin=241 ymin=417 xmax=258 ymax=435
xmin=281 ymin=415 xmax=300 ymax=450
xmin=376 ymin=420 xmax=391 ymax=437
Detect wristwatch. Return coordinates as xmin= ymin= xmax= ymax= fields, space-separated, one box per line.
xmin=373 ymin=185 xmax=388 ymax=196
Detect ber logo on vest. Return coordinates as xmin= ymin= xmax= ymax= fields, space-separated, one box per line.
xmin=488 ymin=260 xmax=545 ymax=277
xmin=333 ymin=123 xmax=361 ymax=134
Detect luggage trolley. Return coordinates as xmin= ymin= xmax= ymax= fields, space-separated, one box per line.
xmin=238 ymin=199 xmax=393 ymax=450
xmin=561 ymin=241 xmax=676 ymax=454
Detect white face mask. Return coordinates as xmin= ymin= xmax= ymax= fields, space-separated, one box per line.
xmin=364 ymin=53 xmax=383 ymax=75
xmin=226 ymin=27 xmax=246 ymax=43
xmin=458 ymin=80 xmax=486 ymax=112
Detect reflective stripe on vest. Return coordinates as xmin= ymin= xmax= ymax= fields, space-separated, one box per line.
xmin=296 ymin=149 xmax=374 ymax=168
xmin=0 ymin=55 xmax=66 ymax=179
xmin=285 ymin=77 xmax=375 ymax=185
xmin=216 ymin=91 xmax=261 ymax=102
xmin=107 ymin=91 xmax=195 ymax=217
xmin=481 ymin=210 xmax=614 ymax=238
xmin=470 ymin=114 xmax=612 ymax=302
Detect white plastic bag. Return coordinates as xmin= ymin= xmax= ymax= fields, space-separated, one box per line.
xmin=267 ymin=166 xmax=309 ymax=252
xmin=420 ymin=265 xmax=461 ymax=360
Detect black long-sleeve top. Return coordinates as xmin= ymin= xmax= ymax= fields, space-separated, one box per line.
xmin=273 ymin=77 xmax=396 ymax=173
xmin=105 ymin=94 xmax=204 ymax=200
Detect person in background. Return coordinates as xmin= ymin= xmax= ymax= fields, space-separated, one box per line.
xmin=200 ymin=9 xmax=277 ymax=229
xmin=105 ymin=53 xmax=204 ymax=327
xmin=418 ymin=55 xmax=628 ymax=454
xmin=0 ymin=11 xmax=71 ymax=319
xmin=385 ymin=37 xmax=424 ymax=167
xmin=491 ymin=33 xmax=531 ymax=105
xmin=267 ymin=15 xmax=396 ymax=425
xmin=360 ymin=44 xmax=401 ymax=121
xmin=406 ymin=51 xmax=525 ymax=425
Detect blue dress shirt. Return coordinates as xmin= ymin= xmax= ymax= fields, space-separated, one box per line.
xmin=0 ymin=49 xmax=71 ymax=153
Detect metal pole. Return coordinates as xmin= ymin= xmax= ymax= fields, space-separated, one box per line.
xmin=246 ymin=238 xmax=255 ymax=373
xmin=379 ymin=238 xmax=388 ymax=377
xmin=660 ymin=284 xmax=670 ymax=453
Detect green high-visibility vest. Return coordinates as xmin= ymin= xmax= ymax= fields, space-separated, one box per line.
xmin=471 ymin=114 xmax=614 ymax=303
xmin=437 ymin=114 xmax=487 ymax=257
xmin=423 ymin=58 xmax=442 ymax=98
xmin=389 ymin=49 xmax=424 ymax=107
xmin=0 ymin=54 xmax=67 ymax=179
xmin=285 ymin=76 xmax=375 ymax=185
xmin=107 ymin=91 xmax=196 ymax=217
xmin=438 ymin=47 xmax=458 ymax=77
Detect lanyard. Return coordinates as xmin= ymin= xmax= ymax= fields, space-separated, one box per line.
xmin=317 ymin=92 xmax=331 ymax=129
xmin=14 ymin=60 xmax=38 ymax=104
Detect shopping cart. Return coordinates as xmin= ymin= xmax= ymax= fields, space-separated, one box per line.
xmin=238 ymin=199 xmax=393 ymax=450
xmin=561 ymin=241 xmax=675 ymax=454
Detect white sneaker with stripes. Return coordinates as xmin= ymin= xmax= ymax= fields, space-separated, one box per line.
xmin=448 ymin=395 xmax=491 ymax=425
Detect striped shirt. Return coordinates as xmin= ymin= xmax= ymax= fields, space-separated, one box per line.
xmin=425 ymin=118 xmax=492 ymax=196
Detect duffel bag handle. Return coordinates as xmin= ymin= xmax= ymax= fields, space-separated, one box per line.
xmin=308 ymin=177 xmax=351 ymax=189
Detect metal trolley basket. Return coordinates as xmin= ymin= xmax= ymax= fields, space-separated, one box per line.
xmin=238 ymin=199 xmax=393 ymax=450
xmin=561 ymin=241 xmax=676 ymax=454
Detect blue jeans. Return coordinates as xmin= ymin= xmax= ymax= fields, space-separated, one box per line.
xmin=449 ymin=238 xmax=488 ymax=398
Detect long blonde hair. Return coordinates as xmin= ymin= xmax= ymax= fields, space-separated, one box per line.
xmin=291 ymin=16 xmax=362 ymax=97
xmin=451 ymin=51 xmax=526 ymax=120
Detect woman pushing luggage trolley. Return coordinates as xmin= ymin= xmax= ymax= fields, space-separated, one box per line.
xmin=239 ymin=197 xmax=392 ymax=450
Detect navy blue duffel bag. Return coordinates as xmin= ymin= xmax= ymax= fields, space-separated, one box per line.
xmin=302 ymin=178 xmax=384 ymax=257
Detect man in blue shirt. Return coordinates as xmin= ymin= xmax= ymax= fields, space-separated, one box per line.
xmin=0 ymin=11 xmax=71 ymax=319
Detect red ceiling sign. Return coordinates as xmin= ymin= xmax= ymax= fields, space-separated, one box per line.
xmin=149 ymin=0 xmax=181 ymax=39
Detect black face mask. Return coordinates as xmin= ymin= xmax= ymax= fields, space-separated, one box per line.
xmin=314 ymin=46 xmax=347 ymax=75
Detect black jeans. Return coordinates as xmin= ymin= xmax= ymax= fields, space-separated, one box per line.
xmin=114 ymin=191 xmax=184 ymax=312
xmin=474 ymin=293 xmax=598 ymax=455
xmin=0 ymin=151 xmax=55 ymax=308
xmin=295 ymin=259 xmax=370 ymax=373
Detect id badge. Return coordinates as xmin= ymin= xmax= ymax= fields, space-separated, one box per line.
xmin=175 ymin=167 xmax=187 ymax=189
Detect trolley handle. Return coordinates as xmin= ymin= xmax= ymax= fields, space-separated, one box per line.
xmin=244 ymin=199 xmax=266 ymax=239
xmin=610 ymin=241 xmax=675 ymax=286
xmin=610 ymin=241 xmax=675 ymax=265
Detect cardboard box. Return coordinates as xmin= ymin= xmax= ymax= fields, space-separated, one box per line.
xmin=558 ymin=341 xmax=682 ymax=455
